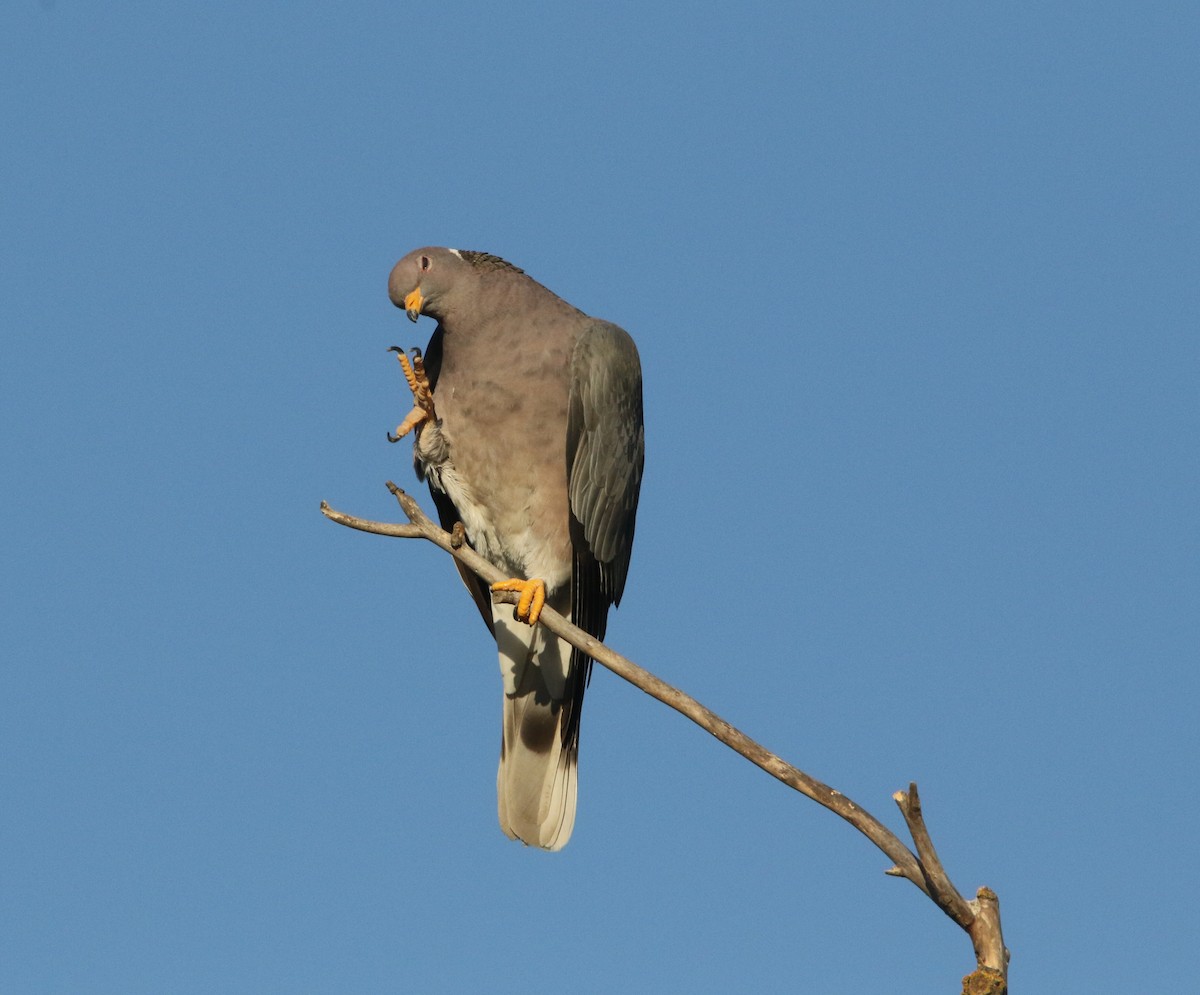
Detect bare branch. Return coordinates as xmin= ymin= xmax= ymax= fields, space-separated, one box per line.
xmin=320 ymin=485 xmax=1008 ymax=989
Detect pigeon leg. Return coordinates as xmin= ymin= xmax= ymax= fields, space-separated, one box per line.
xmin=491 ymin=577 xmax=547 ymax=625
xmin=387 ymin=346 xmax=437 ymax=442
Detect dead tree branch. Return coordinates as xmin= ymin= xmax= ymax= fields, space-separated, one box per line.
xmin=321 ymin=484 xmax=1009 ymax=992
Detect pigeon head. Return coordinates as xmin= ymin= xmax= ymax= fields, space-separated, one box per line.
xmin=387 ymin=246 xmax=469 ymax=322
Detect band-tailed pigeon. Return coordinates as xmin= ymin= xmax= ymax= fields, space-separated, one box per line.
xmin=386 ymin=247 xmax=644 ymax=850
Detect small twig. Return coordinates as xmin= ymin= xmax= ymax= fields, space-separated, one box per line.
xmin=894 ymin=782 xmax=972 ymax=927
xmin=320 ymin=502 xmax=423 ymax=540
xmin=320 ymin=485 xmax=1008 ymax=989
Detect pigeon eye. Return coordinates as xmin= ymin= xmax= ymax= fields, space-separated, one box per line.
xmin=420 ymin=255 xmax=432 ymax=272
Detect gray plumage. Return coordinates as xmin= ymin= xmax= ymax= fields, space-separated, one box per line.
xmin=387 ymin=247 xmax=644 ymax=850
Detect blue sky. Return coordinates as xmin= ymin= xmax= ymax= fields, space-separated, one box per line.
xmin=2 ymin=2 xmax=1196 ymax=991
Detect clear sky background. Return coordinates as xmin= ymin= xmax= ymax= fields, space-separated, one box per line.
xmin=2 ymin=3 xmax=1196 ymax=992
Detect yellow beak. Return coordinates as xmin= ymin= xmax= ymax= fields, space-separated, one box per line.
xmin=404 ymin=288 xmax=423 ymax=322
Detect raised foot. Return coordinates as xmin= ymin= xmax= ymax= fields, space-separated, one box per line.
xmin=491 ymin=577 xmax=547 ymax=625
xmin=387 ymin=346 xmax=436 ymax=442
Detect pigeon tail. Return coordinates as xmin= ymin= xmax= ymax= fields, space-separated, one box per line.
xmin=493 ymin=602 xmax=579 ymax=851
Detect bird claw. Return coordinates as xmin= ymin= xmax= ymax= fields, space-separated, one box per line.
xmin=450 ymin=522 xmax=466 ymax=548
xmin=387 ymin=346 xmax=436 ymax=441
xmin=491 ymin=577 xmax=547 ymax=626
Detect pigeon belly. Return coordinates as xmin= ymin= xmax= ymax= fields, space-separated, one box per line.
xmin=413 ymin=405 xmax=572 ymax=593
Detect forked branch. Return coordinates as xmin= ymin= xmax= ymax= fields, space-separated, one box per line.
xmin=321 ymin=484 xmax=1008 ymax=992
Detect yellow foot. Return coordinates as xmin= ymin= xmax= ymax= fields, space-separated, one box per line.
xmin=387 ymin=346 xmax=437 ymax=442
xmin=491 ymin=577 xmax=547 ymax=625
